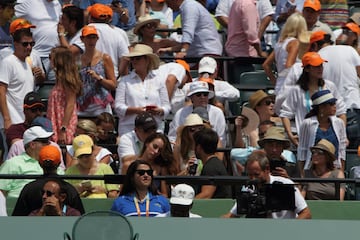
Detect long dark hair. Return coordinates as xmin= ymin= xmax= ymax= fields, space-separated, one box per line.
xmin=296 ymin=67 xmax=325 ymax=91
xmin=120 ymin=160 xmax=158 ymax=196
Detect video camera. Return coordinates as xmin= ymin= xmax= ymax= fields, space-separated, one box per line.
xmin=236 ymin=181 xmax=295 ymax=218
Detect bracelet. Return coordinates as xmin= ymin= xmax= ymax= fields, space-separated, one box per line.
xmin=58 ymin=32 xmax=66 ymax=37
xmin=120 ymin=11 xmax=126 ymax=17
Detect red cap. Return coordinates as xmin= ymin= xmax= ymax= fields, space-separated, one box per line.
xmin=302 ymin=52 xmax=327 ymax=67
xmin=39 ymin=145 xmax=61 ymax=166
xmin=10 ymin=18 xmax=36 ymax=35
xmin=87 ymin=3 xmax=113 ymax=20
xmin=310 ymin=30 xmax=327 ymax=44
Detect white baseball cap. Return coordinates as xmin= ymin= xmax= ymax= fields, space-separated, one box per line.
xmin=170 ymin=184 xmax=195 ymax=206
xmin=23 ymin=126 xmax=53 ymax=145
xmin=198 ymin=56 xmax=217 ymax=74
xmin=186 ymin=81 xmax=214 ymax=98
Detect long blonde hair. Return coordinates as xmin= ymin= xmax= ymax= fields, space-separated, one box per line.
xmin=51 ymin=46 xmax=82 ymax=96
xmin=279 ymin=13 xmax=307 ymax=42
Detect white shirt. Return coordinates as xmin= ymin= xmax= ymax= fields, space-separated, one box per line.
xmin=0 ymin=54 xmax=35 ymax=128
xmin=168 ymin=104 xmax=227 ymax=146
xmin=319 ymin=45 xmax=360 ymax=109
xmin=117 ymin=130 xmax=143 ymax=172
xmin=114 ymin=70 xmax=171 ymax=137
xmin=156 ymin=211 xmax=202 ymax=218
xmin=230 ymin=175 xmax=308 ymax=218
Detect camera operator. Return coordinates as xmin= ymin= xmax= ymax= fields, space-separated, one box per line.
xmin=258 ymin=126 xmax=301 ymax=178
xmin=223 ymin=150 xmax=311 ymax=219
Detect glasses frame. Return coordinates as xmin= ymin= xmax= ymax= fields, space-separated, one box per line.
xmin=135 ymin=169 xmax=153 ymax=176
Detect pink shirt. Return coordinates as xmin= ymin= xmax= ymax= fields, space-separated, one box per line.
xmin=225 ymin=0 xmax=260 ymax=57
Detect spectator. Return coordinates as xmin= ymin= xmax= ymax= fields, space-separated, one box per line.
xmin=302 ymin=139 xmax=345 ymax=200
xmin=5 ymin=91 xmax=46 ymax=148
xmin=193 ymin=128 xmax=232 ymax=199
xmin=12 ymin=145 xmax=84 ymax=216
xmin=29 ymin=179 xmax=81 ymax=216
xmin=114 ymin=44 xmax=170 ymax=136
xmin=95 ymin=112 xmax=117 ymax=145
xmin=233 ymin=106 xmax=260 ymax=148
xmin=302 ymin=0 xmax=334 ymax=39
xmin=0 ymin=0 xmax=16 ymax=50
xmin=47 ymin=46 xmax=82 ymax=145
xmin=133 ymin=14 xmax=177 ymax=54
xmin=168 ymin=81 xmax=226 ymax=147
xmin=118 ymin=112 xmax=158 ymax=174
xmin=111 ymin=159 xmax=170 ymax=216
xmin=0 ymin=20 xmax=40 ymax=160
xmin=258 ymin=126 xmax=301 ymax=178
xmin=263 ymin=12 xmax=307 ymax=94
xmin=144 ymin=0 xmax=173 ymax=39
xmin=298 ymin=90 xmax=346 ymax=175
xmin=249 ymin=90 xmax=279 ymax=124
xmin=174 ymin=114 xmax=206 ymax=176
xmin=57 ymin=4 xmax=85 ymax=56
xmin=66 ymin=119 xmax=113 ymax=166
xmin=0 ymin=126 xmax=53 ymax=198
xmin=279 ymin=52 xmax=347 ymax=146
xmin=77 ymin=25 xmax=116 ymax=117
xmin=87 ymin=3 xmax=129 ymax=78
xmin=157 ymin=184 xmax=202 ymax=218
xmin=336 ymin=23 xmax=360 ymax=54
xmin=223 ymin=150 xmax=311 ymax=219
xmin=65 ymin=134 xmax=119 ymax=198
xmin=273 ymin=0 xmax=302 ymax=32
xmin=164 ymin=0 xmax=222 ymax=58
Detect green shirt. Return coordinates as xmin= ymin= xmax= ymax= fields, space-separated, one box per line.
xmin=0 ymin=153 xmax=43 ymax=198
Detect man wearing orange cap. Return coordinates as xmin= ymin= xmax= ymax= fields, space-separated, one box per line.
xmin=0 ymin=19 xmax=39 ymax=161
xmin=12 ymin=145 xmax=84 ymax=216
xmin=87 ymin=3 xmax=129 ymax=78
xmin=336 ymin=22 xmax=360 ymax=53
xmin=302 ymin=0 xmax=334 ymax=41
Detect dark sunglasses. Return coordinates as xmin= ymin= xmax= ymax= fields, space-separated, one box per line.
xmin=189 ymin=126 xmax=204 ymax=133
xmin=130 ymin=56 xmax=144 ymax=61
xmin=20 ymin=41 xmax=35 ymax=47
xmin=135 ymin=169 xmax=153 ymax=176
xmin=311 ymin=149 xmax=325 ymax=155
xmin=145 ymin=23 xmax=157 ymax=29
xmin=262 ymin=99 xmax=275 ymax=106
xmin=41 ymin=190 xmax=55 ymax=197
xmin=195 ymin=92 xmax=209 ymax=97
xmin=34 ymin=139 xmax=50 ymax=144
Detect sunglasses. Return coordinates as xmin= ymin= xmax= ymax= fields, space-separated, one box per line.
xmin=130 ymin=56 xmax=144 ymax=61
xmin=189 ymin=126 xmax=204 ymax=133
xmin=195 ymin=92 xmax=209 ymax=97
xmin=145 ymin=23 xmax=157 ymax=29
xmin=311 ymin=149 xmax=325 ymax=155
xmin=262 ymin=99 xmax=275 ymax=106
xmin=20 ymin=41 xmax=35 ymax=47
xmin=41 ymin=190 xmax=55 ymax=197
xmin=135 ymin=169 xmax=153 ymax=176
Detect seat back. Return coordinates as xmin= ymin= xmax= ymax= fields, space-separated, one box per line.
xmin=69 ymin=211 xmax=138 ymax=240
xmin=239 ymin=71 xmax=273 ymax=90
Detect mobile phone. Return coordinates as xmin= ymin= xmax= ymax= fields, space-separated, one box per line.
xmin=269 ymin=159 xmax=286 ymax=171
xmin=145 ymin=105 xmax=157 ymax=111
xmin=81 ymin=180 xmax=92 ymax=189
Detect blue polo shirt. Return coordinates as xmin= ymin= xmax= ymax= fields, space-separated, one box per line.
xmin=111 ymin=192 xmax=170 ymax=217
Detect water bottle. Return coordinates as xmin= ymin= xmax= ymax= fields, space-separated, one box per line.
xmin=188 ymin=150 xmax=198 ymax=175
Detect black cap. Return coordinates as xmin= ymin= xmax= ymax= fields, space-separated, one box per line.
xmin=23 ymin=91 xmax=45 ymax=109
xmin=135 ymin=112 xmax=157 ymax=132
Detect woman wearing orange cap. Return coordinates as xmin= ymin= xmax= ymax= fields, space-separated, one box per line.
xmin=77 ymin=25 xmax=116 ymax=117
xmin=279 ymin=52 xmax=347 ymax=146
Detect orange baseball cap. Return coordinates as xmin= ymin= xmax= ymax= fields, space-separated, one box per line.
xmin=302 ymin=52 xmax=327 ymax=67
xmin=39 ymin=145 xmax=61 ymax=166
xmin=343 ymin=22 xmax=360 ymax=36
xmin=10 ymin=18 xmax=36 ymax=35
xmin=303 ymin=0 xmax=321 ymax=11
xmin=87 ymin=3 xmax=113 ymax=20
xmin=310 ymin=30 xmax=327 ymax=44
xmin=82 ymin=25 xmax=98 ymax=37
xmin=176 ymin=59 xmax=193 ymax=83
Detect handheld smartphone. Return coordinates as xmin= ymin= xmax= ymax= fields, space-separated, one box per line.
xmin=81 ymin=180 xmax=92 ymax=189
xmin=145 ymin=105 xmax=157 ymax=111
xmin=269 ymin=159 xmax=286 ymax=171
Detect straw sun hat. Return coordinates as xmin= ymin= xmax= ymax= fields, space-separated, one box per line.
xmin=133 ymin=14 xmax=160 ymax=35
xmin=124 ymin=44 xmax=160 ymax=70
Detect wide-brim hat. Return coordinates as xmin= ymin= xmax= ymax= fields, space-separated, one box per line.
xmin=258 ymin=126 xmax=291 ymax=149
xmin=298 ymin=31 xmax=312 ymax=59
xmin=310 ymin=139 xmax=336 ymax=161
xmin=176 ymin=113 xmax=204 ymax=137
xmin=124 ymin=44 xmax=160 ymax=70
xmin=350 ymin=12 xmax=360 ymax=25
xmin=249 ymin=90 xmax=274 ymax=109
xmin=133 ymin=14 xmax=160 ymax=35
xmin=240 ymin=107 xmax=260 ymax=135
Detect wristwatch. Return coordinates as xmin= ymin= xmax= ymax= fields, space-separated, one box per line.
xmin=180 ymin=48 xmax=187 ymax=53
xmin=60 ymin=126 xmax=67 ymax=132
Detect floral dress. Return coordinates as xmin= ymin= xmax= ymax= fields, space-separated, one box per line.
xmin=47 ymin=84 xmax=78 ymax=144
